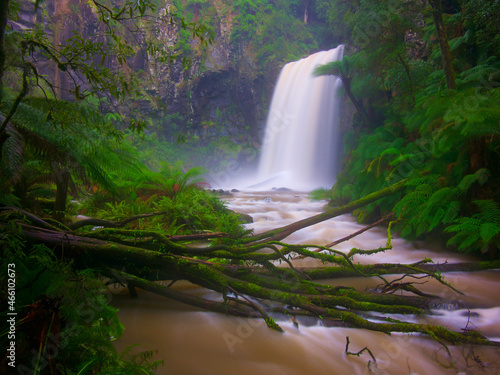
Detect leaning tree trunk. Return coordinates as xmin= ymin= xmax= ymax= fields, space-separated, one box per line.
xmin=342 ymin=76 xmax=370 ymax=129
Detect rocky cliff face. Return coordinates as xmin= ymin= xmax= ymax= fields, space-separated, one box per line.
xmin=10 ymin=0 xmax=270 ymax=143
xmin=145 ymin=0 xmax=271 ymax=143
xmin=11 ymin=0 xmax=350 ymax=153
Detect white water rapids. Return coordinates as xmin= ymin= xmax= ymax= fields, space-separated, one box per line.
xmin=114 ymin=191 xmax=500 ymax=375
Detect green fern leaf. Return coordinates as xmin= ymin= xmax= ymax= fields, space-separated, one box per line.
xmin=474 ymin=200 xmax=500 ymax=223
xmin=443 ymin=201 xmax=461 ymax=223
xmin=458 ymin=232 xmax=481 ymax=251
xmin=429 ymin=208 xmax=445 ymax=231
xmin=416 ymin=221 xmax=430 ymax=237
xmin=480 ymin=223 xmax=500 ymax=243
xmin=458 ymin=173 xmax=479 ymax=192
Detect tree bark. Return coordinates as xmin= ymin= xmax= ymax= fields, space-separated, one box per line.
xmin=397 ymin=53 xmax=415 ymax=104
xmin=53 ymin=167 xmax=71 ymax=221
xmin=343 ymin=76 xmax=370 ymax=128
xmin=428 ymin=0 xmax=456 ymax=90
xmin=298 ymin=260 xmax=500 ymax=280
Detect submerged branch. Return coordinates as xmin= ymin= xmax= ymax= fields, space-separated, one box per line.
xmin=345 ymin=336 xmax=377 ymax=364
xmin=5 ymin=179 xmax=500 ymax=347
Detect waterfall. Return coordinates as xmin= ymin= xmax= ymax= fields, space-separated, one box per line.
xmin=257 ymin=46 xmax=344 ymax=191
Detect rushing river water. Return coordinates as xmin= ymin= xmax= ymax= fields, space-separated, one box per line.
xmin=114 ymin=191 xmax=500 ymax=375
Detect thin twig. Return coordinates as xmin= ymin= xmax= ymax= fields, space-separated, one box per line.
xmin=345 ymin=336 xmax=377 ymax=364
xmin=328 ymin=212 xmax=393 ymax=248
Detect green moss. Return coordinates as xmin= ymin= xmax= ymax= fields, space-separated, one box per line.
xmin=265 ymin=317 xmax=283 ymax=332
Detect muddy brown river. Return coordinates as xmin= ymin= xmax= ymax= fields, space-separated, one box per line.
xmin=114 ymin=191 xmax=500 ymax=374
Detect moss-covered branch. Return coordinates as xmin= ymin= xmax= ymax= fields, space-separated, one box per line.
xmin=5 ymin=179 xmax=500 ymax=347
xmin=243 ymin=180 xmax=406 ymax=244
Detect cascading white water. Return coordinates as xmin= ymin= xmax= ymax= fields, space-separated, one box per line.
xmin=257 ymin=46 xmax=344 ymax=191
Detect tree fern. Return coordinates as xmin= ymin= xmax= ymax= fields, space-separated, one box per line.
xmin=0 ymin=97 xmax=150 ymax=216
xmin=394 ymin=170 xmax=489 ymax=240
xmin=458 ymin=169 xmax=489 ymax=191
xmin=474 ymin=200 xmax=500 ymax=223
xmin=457 ymin=57 xmax=500 ymax=89
xmin=442 ymin=201 xmax=461 ymax=224
xmin=445 ymin=200 xmax=500 ymax=254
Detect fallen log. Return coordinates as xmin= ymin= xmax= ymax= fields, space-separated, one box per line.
xmin=4 ymin=179 xmax=500 ymax=347
xmin=243 ymin=180 xmax=406 ymax=244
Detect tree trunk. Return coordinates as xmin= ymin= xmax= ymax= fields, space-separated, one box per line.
xmin=53 ymin=0 xmax=71 ymax=99
xmin=343 ymin=76 xmax=370 ymax=129
xmin=244 ymin=179 xmax=406 ymax=244
xmin=298 ymin=260 xmax=500 ymax=280
xmin=397 ymin=53 xmax=415 ymax=104
xmin=428 ymin=0 xmax=456 ymax=90
xmin=53 ymin=167 xmax=71 ymax=221
xmin=303 ymin=0 xmax=309 ymax=24
xmin=16 ymin=224 xmax=500 ymax=345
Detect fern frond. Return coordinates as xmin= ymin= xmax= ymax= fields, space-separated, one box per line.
xmin=443 ymin=201 xmax=461 ymax=223
xmin=480 ymin=222 xmax=500 ymax=243
xmin=458 ymin=173 xmax=479 ymax=192
xmin=429 ymin=207 xmax=445 ymax=231
xmin=474 ymin=200 xmax=500 ymax=223
xmin=445 ymin=200 xmax=500 ymax=253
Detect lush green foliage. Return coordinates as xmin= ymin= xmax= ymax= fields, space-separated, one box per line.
xmin=79 ymin=165 xmax=246 ymax=238
xmin=0 ymin=3 xmax=252 ymax=372
xmin=1 ymin=0 xmax=499 ymax=372
xmin=318 ymin=0 xmax=500 ymax=256
xmin=0 ymin=232 xmax=163 ymax=374
xmin=231 ymin=0 xmax=319 ymax=77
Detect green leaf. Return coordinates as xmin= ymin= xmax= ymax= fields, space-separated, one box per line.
xmin=458 ymin=173 xmax=478 ymax=192
xmin=443 ymin=201 xmax=460 ymax=223
xmin=480 ymin=223 xmax=500 ymax=243
xmin=77 ymin=358 xmax=98 ymax=375
xmin=429 ymin=208 xmax=445 ymax=231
